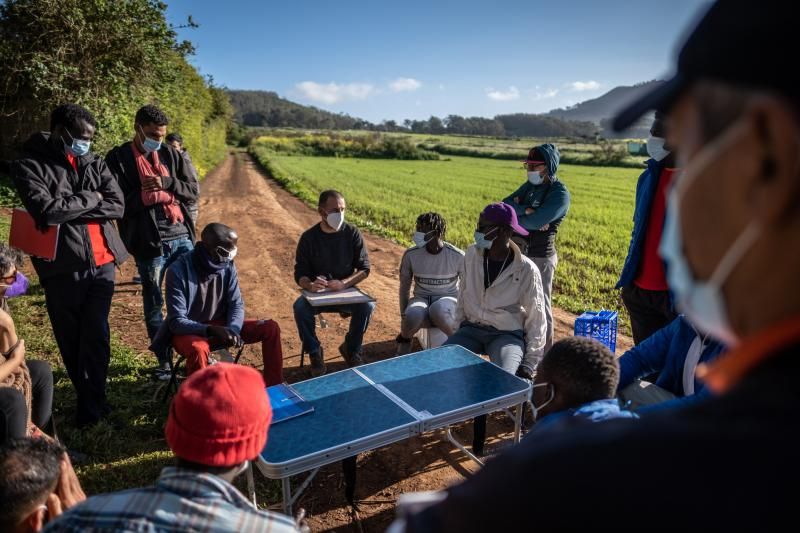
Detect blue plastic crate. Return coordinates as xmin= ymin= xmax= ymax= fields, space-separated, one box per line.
xmin=573 ymin=310 xmax=618 ymax=353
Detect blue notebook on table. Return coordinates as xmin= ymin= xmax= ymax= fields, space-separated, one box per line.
xmin=267 ymin=383 xmax=315 ymax=424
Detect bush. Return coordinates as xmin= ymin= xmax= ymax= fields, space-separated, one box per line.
xmin=0 ymin=0 xmax=232 ymax=175
xmin=251 ymin=133 xmax=439 ymax=160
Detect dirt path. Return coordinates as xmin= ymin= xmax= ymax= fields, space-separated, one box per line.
xmin=111 ymin=152 xmax=632 ymax=531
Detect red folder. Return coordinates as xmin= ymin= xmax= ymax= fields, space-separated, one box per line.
xmin=9 ymin=208 xmax=59 ymax=260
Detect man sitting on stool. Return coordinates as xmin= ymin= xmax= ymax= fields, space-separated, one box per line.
xmin=293 ymin=190 xmax=374 ymax=376
xmin=151 ymin=223 xmax=283 ymax=385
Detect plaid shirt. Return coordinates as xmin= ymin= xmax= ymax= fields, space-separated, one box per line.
xmin=43 ymin=467 xmax=299 ymax=532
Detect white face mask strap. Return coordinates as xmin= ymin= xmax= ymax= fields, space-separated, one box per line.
xmin=675 ymin=118 xmax=753 ymax=197
xmin=708 ymin=221 xmax=762 ymax=286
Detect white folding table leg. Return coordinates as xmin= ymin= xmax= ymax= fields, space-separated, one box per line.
xmin=445 ymin=427 xmax=485 ymax=467
xmin=247 ymin=462 xmax=257 ymax=506
xmin=513 ymin=402 xmax=524 ymax=444
xmin=282 ymin=477 xmax=293 ymax=515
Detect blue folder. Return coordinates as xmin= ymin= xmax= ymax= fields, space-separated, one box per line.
xmin=267 ymin=383 xmax=315 ymax=424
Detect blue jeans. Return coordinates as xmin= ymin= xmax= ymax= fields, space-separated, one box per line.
xmin=445 ymin=322 xmax=525 ymax=374
xmin=293 ymin=296 xmax=376 ymax=356
xmin=136 ymin=237 xmax=194 ymax=363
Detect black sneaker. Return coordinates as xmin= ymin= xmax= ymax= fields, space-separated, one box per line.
xmin=339 ymin=343 xmax=365 ymax=367
xmin=309 ymin=348 xmax=326 ymax=377
xmin=515 ymin=366 xmax=534 ymax=381
xmin=152 ymin=362 xmax=173 ymax=382
xmin=395 ymin=334 xmax=413 ymax=356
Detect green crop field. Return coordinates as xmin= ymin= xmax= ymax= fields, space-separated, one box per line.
xmin=251 ymin=141 xmax=640 ymax=331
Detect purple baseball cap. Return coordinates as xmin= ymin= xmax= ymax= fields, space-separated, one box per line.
xmin=481 ymin=203 xmax=529 ymax=236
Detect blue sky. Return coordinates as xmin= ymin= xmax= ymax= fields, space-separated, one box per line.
xmin=166 ymin=0 xmax=712 ymax=123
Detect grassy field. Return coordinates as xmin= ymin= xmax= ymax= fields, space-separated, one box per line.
xmin=250 ymin=142 xmax=639 ymax=329
xmin=260 ymin=128 xmax=647 ymax=168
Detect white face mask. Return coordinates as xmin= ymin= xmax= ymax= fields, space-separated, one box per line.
xmin=326 ymin=211 xmax=344 ymax=231
xmin=527 ymin=171 xmax=544 ymax=185
xmin=530 ymin=382 xmax=554 ymax=421
xmin=658 ymin=120 xmax=761 ymax=346
xmin=412 ymin=231 xmax=433 ymax=248
xmin=646 ymin=135 xmax=671 ymax=162
xmin=216 ymin=245 xmax=238 ymax=263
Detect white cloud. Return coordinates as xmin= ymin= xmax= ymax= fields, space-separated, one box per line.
xmin=294 ymin=81 xmax=375 ymax=104
xmin=569 ymin=80 xmax=601 ymax=92
xmin=486 ymin=86 xmax=520 ymax=101
xmin=529 ymin=88 xmax=559 ymax=100
xmin=438 ymin=83 xmax=445 ymax=91
xmin=389 ymin=77 xmax=422 ymax=92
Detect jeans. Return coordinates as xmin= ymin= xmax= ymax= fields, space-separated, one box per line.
xmin=445 ymin=322 xmax=525 ymax=375
xmin=41 ymin=263 xmax=115 ymax=426
xmin=293 ymin=296 xmax=376 ymax=356
xmin=446 ymin=322 xmax=525 ymax=454
xmin=401 ymin=296 xmax=459 ymax=338
xmin=530 ymin=253 xmax=558 ymax=356
xmin=136 ymin=237 xmax=194 ymax=363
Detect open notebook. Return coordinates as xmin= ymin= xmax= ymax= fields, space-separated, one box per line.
xmin=267 ymin=383 xmax=315 ymax=424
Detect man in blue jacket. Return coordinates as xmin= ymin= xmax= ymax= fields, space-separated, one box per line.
xmin=616 ymin=112 xmax=679 ymax=345
xmin=150 ymin=223 xmax=284 ymax=385
xmin=503 ymin=144 xmax=570 ymax=371
xmin=617 ymin=316 xmax=725 ymax=413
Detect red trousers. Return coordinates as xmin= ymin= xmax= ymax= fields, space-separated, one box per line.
xmin=172 ymin=319 xmax=284 ymax=385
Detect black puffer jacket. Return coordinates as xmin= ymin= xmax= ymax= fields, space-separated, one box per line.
xmin=11 ymin=132 xmax=129 ymax=279
xmin=105 ymin=142 xmax=198 ymax=259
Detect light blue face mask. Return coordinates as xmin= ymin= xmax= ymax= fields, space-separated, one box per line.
xmin=412 ymin=231 xmax=433 ymax=248
xmin=473 ymin=226 xmax=498 ymax=250
xmin=62 ymin=130 xmax=91 ymax=157
xmin=138 ymin=126 xmax=162 ymax=153
xmin=658 ymin=121 xmax=762 ymax=347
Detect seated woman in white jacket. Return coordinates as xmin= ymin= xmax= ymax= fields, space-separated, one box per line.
xmin=446 ymin=202 xmax=547 ymax=376
xmin=445 ymin=202 xmax=547 ymax=455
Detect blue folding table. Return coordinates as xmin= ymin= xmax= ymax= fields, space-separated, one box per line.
xmin=253 ymin=344 xmax=531 ymax=513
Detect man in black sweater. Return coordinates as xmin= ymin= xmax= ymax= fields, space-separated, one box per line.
xmin=293 ymin=190 xmax=374 ymax=376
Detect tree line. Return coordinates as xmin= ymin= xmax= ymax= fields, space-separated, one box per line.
xmin=227 ymin=90 xmax=605 ymax=139
xmin=0 ymin=0 xmax=233 ymax=176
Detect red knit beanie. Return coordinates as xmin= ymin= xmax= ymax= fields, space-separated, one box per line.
xmin=165 ymin=363 xmax=272 ymax=467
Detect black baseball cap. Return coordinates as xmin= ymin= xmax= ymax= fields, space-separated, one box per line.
xmin=613 ymin=0 xmax=790 ymax=131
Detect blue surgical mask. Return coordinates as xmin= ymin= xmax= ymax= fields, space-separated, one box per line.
xmin=62 ymin=130 xmax=91 ymax=157
xmin=138 ymin=126 xmax=162 ymax=153
xmin=473 ymin=227 xmax=498 ymax=250
xmin=659 ymin=121 xmax=761 ymax=347
xmin=527 ymin=171 xmax=544 ymax=185
xmin=646 ymin=135 xmax=670 ymax=162
xmin=412 ymin=231 xmax=432 ymax=248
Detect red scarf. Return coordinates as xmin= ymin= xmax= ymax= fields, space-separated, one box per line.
xmin=132 ymin=144 xmax=184 ymax=224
